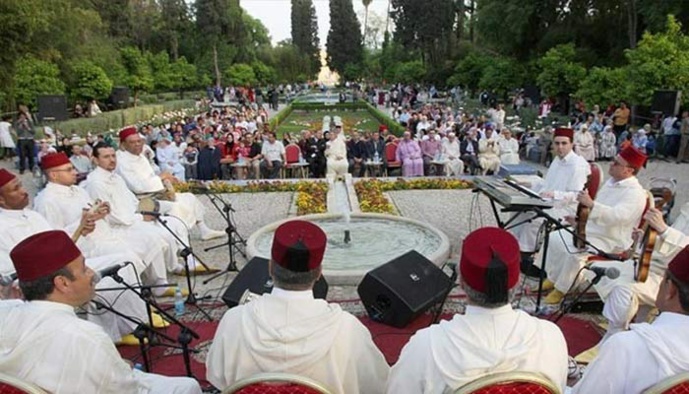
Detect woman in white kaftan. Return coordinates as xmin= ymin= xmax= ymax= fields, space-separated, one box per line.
xmin=441 ymin=134 xmax=464 ymax=176
xmin=598 ymin=125 xmax=617 ymax=159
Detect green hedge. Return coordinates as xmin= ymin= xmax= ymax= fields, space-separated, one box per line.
xmin=268 ymin=103 xmax=294 ymax=130
xmin=52 ymin=100 xmax=195 ymax=136
xmin=363 ymin=102 xmax=405 ymax=136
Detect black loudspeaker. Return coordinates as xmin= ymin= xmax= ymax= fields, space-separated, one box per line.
xmin=37 ymin=95 xmax=68 ymax=121
xmin=357 ymin=251 xmax=453 ymax=328
xmin=110 ymin=86 xmax=130 ymax=109
xmin=222 ymin=257 xmax=329 ymax=308
xmin=652 ymin=90 xmax=681 ymax=116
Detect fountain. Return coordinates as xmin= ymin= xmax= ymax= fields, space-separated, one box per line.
xmin=246 ymin=176 xmax=451 ymax=285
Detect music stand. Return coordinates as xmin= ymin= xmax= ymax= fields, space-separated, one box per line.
xmin=199 ymin=190 xmax=248 ymax=286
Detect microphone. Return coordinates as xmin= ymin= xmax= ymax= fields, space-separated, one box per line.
xmin=139 ymin=210 xmax=166 ymax=217
xmin=0 ymin=272 xmax=17 ymax=286
xmin=585 ymin=265 xmax=620 ymax=280
xmin=97 ymin=263 xmax=126 ymax=279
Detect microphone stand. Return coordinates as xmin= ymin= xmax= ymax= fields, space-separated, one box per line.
xmin=101 ymin=271 xmax=202 ymax=378
xmin=153 ymin=213 xmax=214 ymax=321
xmin=431 ymin=264 xmax=459 ymax=325
xmin=199 ymin=189 xmax=248 ymax=286
xmin=553 ymin=271 xmax=605 ymax=324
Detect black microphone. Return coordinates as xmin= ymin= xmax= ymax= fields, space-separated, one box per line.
xmin=98 ymin=263 xmax=126 ymax=279
xmin=0 ymin=272 xmax=17 ymax=286
xmin=139 ymin=210 xmax=166 ymax=217
xmin=585 ymin=265 xmax=620 ymax=280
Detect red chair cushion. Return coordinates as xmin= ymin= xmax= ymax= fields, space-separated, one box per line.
xmin=662 ymin=381 xmax=689 ymax=394
xmin=234 ymin=382 xmax=322 ymax=394
xmin=385 ymin=143 xmax=397 ymax=162
xmin=0 ymin=381 xmax=31 ymax=394
xmin=470 ymin=381 xmax=552 ymax=394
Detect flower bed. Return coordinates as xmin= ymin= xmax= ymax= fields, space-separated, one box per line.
xmin=175 ymin=180 xmax=327 ymax=216
xmin=355 ymin=178 xmax=474 ymax=214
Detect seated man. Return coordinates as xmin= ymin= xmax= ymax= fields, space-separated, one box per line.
xmin=206 ymin=220 xmax=389 ymax=394
xmin=460 ymin=128 xmax=480 ymax=175
xmin=387 ymin=227 xmax=569 ymax=393
xmin=587 ymin=201 xmax=689 ymax=344
xmin=325 ymin=125 xmax=349 ymax=176
xmin=116 ymin=126 xmax=224 ymax=243
xmin=69 ymin=144 xmax=92 ymax=182
xmin=396 ymin=131 xmax=423 ymax=177
xmin=156 ymin=137 xmax=186 ymax=181
xmin=259 ymin=132 xmax=285 ymax=179
xmin=420 ymin=130 xmax=441 ymax=175
xmin=442 ymin=132 xmax=464 ymax=176
xmin=571 ymin=245 xmax=689 ymax=393
xmin=347 ymin=131 xmax=367 ymax=177
xmin=498 ymin=128 xmax=520 ymax=165
xmin=0 ymin=230 xmax=201 ymax=394
xmin=510 ymin=128 xmax=590 ymax=273
xmin=478 ymin=128 xmax=501 ymax=175
xmin=541 ymin=146 xmax=648 ymax=305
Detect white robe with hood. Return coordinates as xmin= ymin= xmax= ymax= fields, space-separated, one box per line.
xmin=386 ymin=305 xmax=569 ymax=394
xmin=572 ymin=312 xmax=689 ymax=393
xmin=206 ymin=288 xmax=389 ymax=394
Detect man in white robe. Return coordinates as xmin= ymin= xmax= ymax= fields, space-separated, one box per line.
xmin=441 ymin=132 xmax=464 ymax=176
xmin=207 ymin=220 xmax=389 ymax=394
xmin=156 ymin=137 xmax=186 ymax=181
xmin=83 ymin=143 xmax=187 ymax=276
xmin=497 ymin=128 xmax=520 ymax=165
xmin=510 ymin=128 xmax=590 ymax=268
xmin=33 ymin=152 xmax=173 ymax=295
xmin=541 ymin=146 xmax=649 ymax=305
xmin=478 ymin=128 xmax=500 ymax=175
xmin=588 ymin=202 xmax=689 ymax=341
xmin=325 ymin=126 xmax=349 ymax=176
xmin=0 ymin=169 xmax=150 ymax=342
xmin=0 ymin=230 xmax=201 ymax=394
xmin=115 ymin=127 xmax=224 ymax=244
xmin=571 ymin=247 xmax=689 ymax=393
xmin=387 ymin=228 xmax=568 ymax=393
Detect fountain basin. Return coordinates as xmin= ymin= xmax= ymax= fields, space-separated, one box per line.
xmin=246 ymin=213 xmax=451 ymax=285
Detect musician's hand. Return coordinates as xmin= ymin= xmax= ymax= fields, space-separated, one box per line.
xmin=540 ymin=191 xmax=554 ymax=199
xmin=563 ymin=215 xmax=576 ymax=226
xmin=91 ymin=202 xmax=110 ymax=221
xmin=577 ymin=189 xmax=594 ymax=208
xmin=142 ymin=214 xmax=155 ymax=222
xmin=160 ymin=172 xmax=177 ymax=183
xmin=631 ymin=228 xmax=644 ymax=243
xmin=80 ymin=209 xmax=96 ymax=236
xmin=644 ymin=207 xmax=668 ymax=234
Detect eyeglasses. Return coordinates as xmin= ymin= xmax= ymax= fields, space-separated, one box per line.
xmin=611 ymin=159 xmax=632 ymax=168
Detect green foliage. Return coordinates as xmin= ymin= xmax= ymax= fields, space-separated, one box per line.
xmin=225 ymin=63 xmax=257 ymax=86
xmin=251 ymin=61 xmax=277 ymax=85
xmin=390 ymin=0 xmax=455 ymax=65
xmin=120 ymin=47 xmax=154 ymax=100
xmin=575 ymin=67 xmax=627 ymax=108
xmin=14 ymin=57 xmax=66 ymax=108
xmin=624 ymin=15 xmax=689 ymax=106
xmin=69 ymin=61 xmax=113 ymax=101
xmin=536 ymin=43 xmax=587 ymax=97
xmin=449 ymin=52 xmax=492 ymax=95
xmin=291 ymin=0 xmax=320 ymax=77
xmin=169 ymin=57 xmax=199 ymax=91
xmin=148 ymin=51 xmax=174 ymax=91
xmin=479 ymin=57 xmax=524 ymax=99
xmin=326 ymin=0 xmax=364 ymax=75
xmin=393 ymin=61 xmax=426 ymax=84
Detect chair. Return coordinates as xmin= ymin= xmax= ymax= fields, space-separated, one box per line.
xmin=587 ymin=162 xmax=604 ymax=199
xmin=642 ymin=372 xmax=689 ymax=394
xmin=453 ymin=371 xmax=561 ymax=394
xmin=223 ymin=372 xmax=333 ymax=394
xmin=385 ymin=142 xmax=401 ymax=176
xmin=0 ymin=372 xmax=48 ymax=394
xmin=283 ymin=144 xmax=307 ymax=178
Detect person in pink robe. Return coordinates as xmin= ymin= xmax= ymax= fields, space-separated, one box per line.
xmin=396 ymin=131 xmax=424 ymax=177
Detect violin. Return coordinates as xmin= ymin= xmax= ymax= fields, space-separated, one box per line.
xmin=573 ymin=177 xmax=592 ymax=249
xmin=633 ymin=189 xmax=672 ymax=282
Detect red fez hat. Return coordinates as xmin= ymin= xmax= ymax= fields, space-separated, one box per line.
xmin=119 ymin=126 xmax=138 ymax=141
xmin=0 ymin=169 xmax=16 ymax=188
xmin=619 ymin=145 xmax=647 ymax=169
xmin=668 ymin=245 xmax=689 ymax=284
xmin=378 ymin=125 xmax=388 ymax=132
xmin=460 ymin=227 xmax=520 ymax=293
xmin=10 ymin=230 xmax=82 ymax=282
xmin=271 ymin=220 xmax=326 ymax=272
xmin=554 ymin=128 xmax=574 ymax=141
xmin=40 ymin=152 xmax=71 ymax=170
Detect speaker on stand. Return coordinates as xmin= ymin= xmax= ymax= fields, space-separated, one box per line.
xmin=357 ymin=251 xmax=454 ymax=328
xmin=37 ymin=95 xmax=68 ymax=122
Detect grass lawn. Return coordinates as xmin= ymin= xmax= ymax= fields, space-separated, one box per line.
xmin=276 ymin=109 xmax=381 ymax=137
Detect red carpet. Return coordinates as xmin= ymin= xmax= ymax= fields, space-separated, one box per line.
xmin=117 ymin=307 xmax=601 ymax=387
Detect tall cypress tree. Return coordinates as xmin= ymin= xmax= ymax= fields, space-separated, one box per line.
xmin=291 ymin=0 xmax=320 ymax=77
xmin=326 ymin=0 xmax=363 ymax=75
